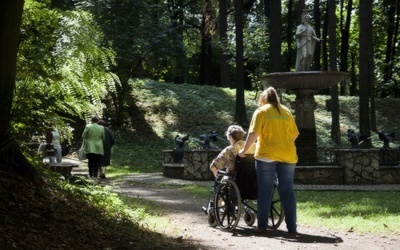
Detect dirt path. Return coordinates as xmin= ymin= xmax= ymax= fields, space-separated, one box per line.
xmin=99 ymin=173 xmax=399 ymax=250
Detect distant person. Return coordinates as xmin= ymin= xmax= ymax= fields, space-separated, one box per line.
xmin=238 ymin=87 xmax=299 ymax=234
xmin=46 ymin=119 xmax=62 ymax=163
xmin=98 ymin=119 xmax=115 ymax=179
xmin=82 ymin=116 xmax=105 ymax=179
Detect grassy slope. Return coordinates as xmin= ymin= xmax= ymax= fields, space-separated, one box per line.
xmin=2 ymin=81 xmax=399 ymax=249
xmin=110 ymin=79 xmax=400 ymax=174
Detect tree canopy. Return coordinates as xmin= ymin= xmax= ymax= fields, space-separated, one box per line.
xmin=2 ymin=0 xmax=400 ymax=168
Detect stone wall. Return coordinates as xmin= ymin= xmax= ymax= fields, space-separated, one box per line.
xmin=294 ymin=166 xmax=344 ymax=184
xmin=162 ymin=149 xmax=400 ymax=184
xmin=183 ymin=150 xmax=219 ymax=180
xmin=335 ymin=149 xmax=400 ymax=184
xmin=162 ymin=149 xmax=219 ymax=181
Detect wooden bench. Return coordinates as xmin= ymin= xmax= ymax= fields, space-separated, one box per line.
xmin=49 ymin=162 xmax=79 ymax=180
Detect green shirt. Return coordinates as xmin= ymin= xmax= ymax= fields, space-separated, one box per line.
xmin=82 ymin=123 xmax=105 ymax=155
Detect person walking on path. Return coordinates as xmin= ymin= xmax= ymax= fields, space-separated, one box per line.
xmin=82 ymin=116 xmax=105 ymax=179
xmin=46 ymin=118 xmax=62 ymax=163
xmin=238 ymin=87 xmax=300 ymax=234
xmin=98 ymin=119 xmax=115 ymax=178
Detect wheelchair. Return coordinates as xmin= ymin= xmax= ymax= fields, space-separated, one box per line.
xmin=203 ymin=154 xmax=284 ymax=231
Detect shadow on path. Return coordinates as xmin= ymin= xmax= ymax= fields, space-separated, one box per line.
xmin=232 ymin=226 xmax=343 ymax=244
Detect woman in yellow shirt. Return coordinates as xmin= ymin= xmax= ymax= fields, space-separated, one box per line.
xmin=238 ymin=87 xmax=299 ymax=234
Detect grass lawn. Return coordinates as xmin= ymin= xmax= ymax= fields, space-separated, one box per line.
xmin=108 ymin=80 xmax=400 ymax=236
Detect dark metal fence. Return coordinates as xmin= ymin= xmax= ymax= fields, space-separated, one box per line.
xmin=313 ymin=147 xmax=400 ymax=166
xmin=379 ymin=148 xmax=400 ymax=166
xmin=316 ymin=148 xmax=337 ymax=165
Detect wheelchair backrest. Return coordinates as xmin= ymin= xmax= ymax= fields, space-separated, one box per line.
xmin=235 ymin=154 xmax=256 ymax=176
xmin=235 ymin=154 xmax=258 ymax=200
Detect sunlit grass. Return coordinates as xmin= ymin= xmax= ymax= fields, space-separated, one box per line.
xmin=181 ymin=185 xmax=400 ymax=236
xmin=296 ymin=191 xmax=400 ymax=235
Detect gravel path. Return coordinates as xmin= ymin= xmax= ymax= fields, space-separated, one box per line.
xmin=92 ymin=172 xmax=400 ymax=250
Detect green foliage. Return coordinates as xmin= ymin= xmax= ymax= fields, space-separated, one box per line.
xmin=79 ymin=0 xmax=179 ymax=82
xmin=14 ymin=0 xmax=117 ymax=142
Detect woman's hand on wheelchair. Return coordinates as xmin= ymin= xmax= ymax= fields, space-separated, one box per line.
xmin=237 ymin=149 xmax=246 ymax=158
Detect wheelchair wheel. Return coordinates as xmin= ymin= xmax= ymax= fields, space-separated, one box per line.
xmin=267 ymin=184 xmax=284 ymax=229
xmin=244 ymin=210 xmax=256 ymax=226
xmin=208 ymin=212 xmax=218 ymax=227
xmin=214 ymin=179 xmax=242 ymax=231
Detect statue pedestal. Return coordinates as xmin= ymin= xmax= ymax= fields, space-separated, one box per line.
xmin=291 ymin=89 xmax=318 ymax=165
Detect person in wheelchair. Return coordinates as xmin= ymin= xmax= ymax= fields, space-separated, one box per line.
xmin=202 ymin=124 xmax=254 ymax=214
xmin=238 ymin=87 xmax=299 ymax=234
xmin=209 ymin=124 xmax=254 ymax=181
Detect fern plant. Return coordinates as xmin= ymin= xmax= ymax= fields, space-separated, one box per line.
xmin=13 ymin=0 xmax=118 ymax=143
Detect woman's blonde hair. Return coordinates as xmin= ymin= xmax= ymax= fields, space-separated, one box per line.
xmin=259 ymin=87 xmax=281 ymax=114
xmin=226 ymin=125 xmax=245 ymax=142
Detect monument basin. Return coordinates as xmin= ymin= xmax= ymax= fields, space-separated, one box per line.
xmin=261 ymin=71 xmax=349 ymax=90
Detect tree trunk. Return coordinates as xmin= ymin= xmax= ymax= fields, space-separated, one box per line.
xmin=328 ymin=0 xmax=341 ymax=144
xmin=219 ymin=0 xmax=230 ymax=87
xmin=200 ymin=0 xmax=213 ymax=85
xmin=0 ymin=1 xmax=41 ymax=181
xmin=383 ymin=0 xmax=395 ymax=85
xmin=313 ymin=0 xmax=321 ymax=70
xmin=339 ymin=0 xmax=352 ymax=95
xmin=267 ymin=0 xmax=281 ymax=73
xmin=297 ymin=0 xmax=305 ymax=22
xmin=285 ymin=0 xmax=294 ymax=71
xmin=359 ymin=0 xmax=373 ymax=148
xmin=167 ymin=0 xmax=186 ymax=84
xmin=234 ymin=0 xmax=247 ymax=126
xmin=321 ymin=5 xmax=328 ymax=72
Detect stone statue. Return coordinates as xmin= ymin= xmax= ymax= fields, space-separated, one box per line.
xmin=295 ymin=10 xmax=320 ymax=71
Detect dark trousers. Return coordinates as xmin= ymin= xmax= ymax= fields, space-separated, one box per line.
xmin=86 ymin=153 xmax=102 ymax=178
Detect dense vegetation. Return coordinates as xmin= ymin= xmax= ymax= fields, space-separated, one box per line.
xmin=108 ymin=80 xmax=400 ymax=174
xmin=2 ymin=82 xmax=399 ymax=249
xmin=1 ymin=1 xmax=400 ymax=248
xmin=10 ymin=0 xmax=400 ymax=143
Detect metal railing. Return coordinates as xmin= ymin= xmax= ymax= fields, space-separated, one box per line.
xmin=314 ymin=147 xmax=400 ymax=166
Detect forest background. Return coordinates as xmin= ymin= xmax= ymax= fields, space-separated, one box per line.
xmin=1 ymin=0 xmax=400 ymax=248
xmin=1 ymin=0 xmax=400 ymax=194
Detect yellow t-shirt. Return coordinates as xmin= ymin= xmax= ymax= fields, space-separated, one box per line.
xmin=249 ymin=104 xmax=299 ymax=164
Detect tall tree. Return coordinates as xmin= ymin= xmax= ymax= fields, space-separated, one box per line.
xmin=0 ymin=0 xmax=41 ymax=180
xmin=266 ymin=0 xmax=282 ymax=73
xmin=234 ymin=0 xmax=257 ymax=125
xmin=234 ymin=0 xmax=247 ymax=126
xmin=200 ymin=0 xmax=213 ymax=85
xmin=298 ymin=0 xmax=305 ymax=21
xmin=381 ymin=0 xmax=400 ymax=98
xmin=312 ymin=0 xmax=321 ymax=70
xmin=219 ymin=0 xmax=231 ymax=87
xmin=328 ymin=0 xmax=341 ymax=144
xmin=359 ymin=0 xmax=373 ymax=148
xmin=284 ymin=0 xmax=294 ymax=71
xmin=321 ymin=2 xmax=329 ymax=71
xmin=339 ymin=0 xmax=352 ymax=95
xmin=383 ymin=0 xmax=396 ymax=85
xmin=167 ymin=0 xmax=187 ymax=84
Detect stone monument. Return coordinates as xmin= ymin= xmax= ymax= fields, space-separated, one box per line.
xmin=261 ymin=10 xmax=348 ymax=165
